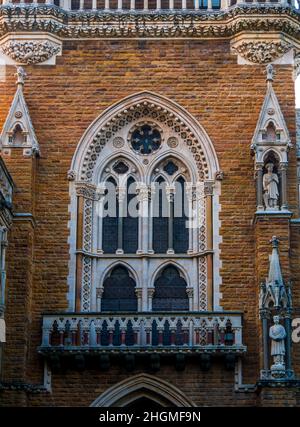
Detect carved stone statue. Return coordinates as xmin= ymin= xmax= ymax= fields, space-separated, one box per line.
xmin=263 ymin=163 xmax=279 ymax=210
xmin=269 ymin=315 xmax=286 ymax=373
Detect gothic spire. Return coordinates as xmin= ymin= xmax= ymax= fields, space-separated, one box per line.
xmin=0 ymin=67 xmax=40 ymax=157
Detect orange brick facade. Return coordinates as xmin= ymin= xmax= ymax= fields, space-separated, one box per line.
xmin=0 ymin=4 xmax=300 ymax=407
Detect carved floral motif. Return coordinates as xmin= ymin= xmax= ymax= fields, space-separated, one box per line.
xmin=232 ymin=41 xmax=292 ymax=64
xmin=0 ymin=40 xmax=61 ymax=65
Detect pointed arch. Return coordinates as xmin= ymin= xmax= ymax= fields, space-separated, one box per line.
xmin=150 ymin=260 xmax=190 ymax=289
xmin=70 ymin=91 xmax=219 ymax=181
xmin=99 ymin=260 xmax=140 ymax=288
xmin=90 ymin=374 xmax=196 ymax=407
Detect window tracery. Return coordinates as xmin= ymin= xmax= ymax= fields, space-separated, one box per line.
xmin=69 ymin=93 xmax=220 ymax=314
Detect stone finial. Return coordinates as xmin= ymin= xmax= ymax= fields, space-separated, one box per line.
xmin=15 ymin=66 xmax=27 ymax=86
xmin=265 ymin=64 xmax=275 ymax=83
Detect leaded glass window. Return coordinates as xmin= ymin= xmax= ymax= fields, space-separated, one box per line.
xmin=173 ymin=177 xmax=189 ymax=254
xmin=152 ymin=266 xmax=189 ymax=311
xmin=102 ymin=266 xmax=137 ymax=312
xmin=123 ymin=177 xmax=138 ymax=254
xmin=102 ymin=177 xmax=118 ymax=254
xmin=153 ymin=177 xmax=169 ymax=254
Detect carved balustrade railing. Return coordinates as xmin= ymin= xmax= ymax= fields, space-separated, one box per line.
xmin=39 ymin=311 xmax=246 ymax=354
xmin=0 ymin=0 xmax=298 ymax=11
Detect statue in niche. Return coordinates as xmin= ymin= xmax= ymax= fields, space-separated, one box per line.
xmin=269 ymin=315 xmax=286 ymax=372
xmin=263 ymin=163 xmax=279 ymax=210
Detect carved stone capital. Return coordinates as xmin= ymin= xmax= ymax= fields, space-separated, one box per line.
xmin=204 ymin=181 xmax=214 ymax=196
xmin=75 ymin=182 xmax=97 ymax=200
xmin=136 ymin=184 xmax=150 ymax=202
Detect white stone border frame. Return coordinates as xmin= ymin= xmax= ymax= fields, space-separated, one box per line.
xmin=90 ymin=373 xmax=196 ymax=407
xmin=68 ymin=91 xmax=222 ymax=312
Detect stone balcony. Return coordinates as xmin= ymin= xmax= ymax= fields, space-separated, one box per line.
xmin=38 ymin=312 xmax=246 ymax=371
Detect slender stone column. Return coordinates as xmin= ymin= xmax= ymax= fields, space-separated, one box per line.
xmin=147 ymin=288 xmax=155 ymax=311
xmin=96 ymin=186 xmax=106 ymax=254
xmin=96 ymin=288 xmax=104 ymax=312
xmin=205 ymin=181 xmax=214 ymax=310
xmin=135 ymin=288 xmax=143 ymax=311
xmin=75 ymin=194 xmax=84 ymax=311
xmin=136 ymin=184 xmax=149 ymax=254
xmin=186 ymin=183 xmax=194 ymax=254
xmin=260 ymin=308 xmax=270 ymax=377
xmin=256 ymin=163 xmax=264 ymax=211
xmin=186 ymin=288 xmax=194 ymax=311
xmin=284 ymin=311 xmax=293 ymax=376
xmin=279 ymin=163 xmax=288 ymax=210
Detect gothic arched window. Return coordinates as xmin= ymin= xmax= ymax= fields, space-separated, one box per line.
xmin=173 ymin=177 xmax=189 ymax=254
xmin=102 ymin=177 xmax=118 ymax=254
xmin=101 ymin=266 xmax=137 ymax=312
xmin=123 ymin=177 xmax=138 ymax=254
xmin=152 ymin=266 xmax=189 ymax=311
xmin=152 ymin=177 xmax=169 ymax=254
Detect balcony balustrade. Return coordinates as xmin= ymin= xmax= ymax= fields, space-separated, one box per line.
xmin=0 ymin=0 xmax=297 ymax=12
xmin=39 ymin=311 xmax=246 ymax=355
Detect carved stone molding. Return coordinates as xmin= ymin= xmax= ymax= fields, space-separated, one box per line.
xmin=0 ymin=40 xmax=61 ymax=65
xmin=0 ymin=5 xmax=299 ymax=42
xmin=231 ymin=40 xmax=293 ymax=64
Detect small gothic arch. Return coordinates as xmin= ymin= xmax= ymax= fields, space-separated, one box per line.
xmin=101 ymin=265 xmax=138 ymax=312
xmin=147 ymin=151 xmax=196 ymax=185
xmin=150 ymin=260 xmax=190 ymax=289
xmin=99 ymin=260 xmax=140 ymax=289
xmin=152 ymin=264 xmax=189 ymax=311
xmin=96 ymin=152 xmax=143 ymax=184
xmin=90 ymin=374 xmax=196 ymax=407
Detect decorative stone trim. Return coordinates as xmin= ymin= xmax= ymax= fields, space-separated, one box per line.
xmin=0 ymin=5 xmax=299 ymax=42
xmin=231 ymin=40 xmax=293 ymax=64
xmin=0 ymin=40 xmax=61 ymax=65
xmin=0 ymin=33 xmax=62 ymax=66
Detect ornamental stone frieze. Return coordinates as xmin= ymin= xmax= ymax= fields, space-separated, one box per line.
xmin=0 ymin=5 xmax=299 ymax=43
xmin=0 ymin=35 xmax=62 ymax=66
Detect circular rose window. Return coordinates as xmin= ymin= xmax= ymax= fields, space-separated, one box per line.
xmin=129 ymin=123 xmax=162 ymax=155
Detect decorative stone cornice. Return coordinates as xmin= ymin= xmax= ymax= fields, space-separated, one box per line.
xmin=0 ymin=5 xmax=299 ymax=41
xmin=0 ymin=39 xmax=61 ymax=65
xmin=231 ymin=40 xmax=293 ymax=64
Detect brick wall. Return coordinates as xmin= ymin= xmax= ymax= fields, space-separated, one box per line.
xmin=0 ymin=38 xmax=299 ymax=406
